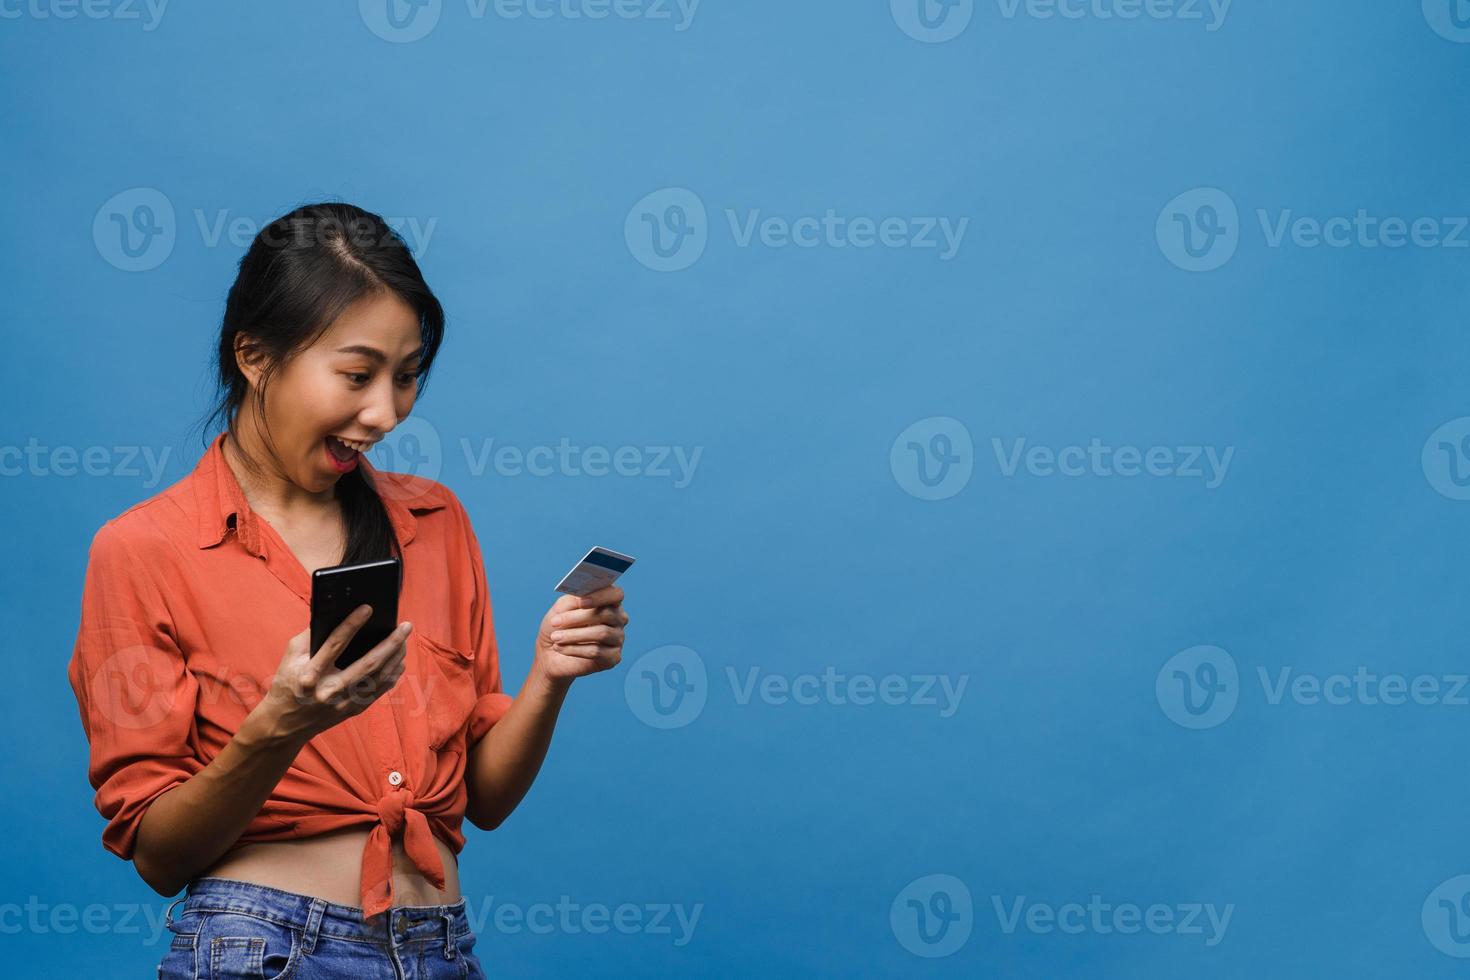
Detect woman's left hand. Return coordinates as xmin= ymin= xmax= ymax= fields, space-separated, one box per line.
xmin=533 ymin=585 xmax=628 ymax=685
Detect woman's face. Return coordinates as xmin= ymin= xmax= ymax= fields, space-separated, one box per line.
xmin=241 ymin=290 xmax=424 ymax=494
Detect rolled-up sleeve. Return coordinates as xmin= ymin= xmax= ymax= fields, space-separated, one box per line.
xmin=66 ymin=521 xmax=201 ymax=861
xmin=456 ymin=501 xmax=514 ymax=750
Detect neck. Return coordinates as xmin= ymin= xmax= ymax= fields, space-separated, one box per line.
xmin=222 ymin=423 xmax=338 ymax=522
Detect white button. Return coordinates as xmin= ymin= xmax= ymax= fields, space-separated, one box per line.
xmin=387 ymin=770 xmax=403 ymax=786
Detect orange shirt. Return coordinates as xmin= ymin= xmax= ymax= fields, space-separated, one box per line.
xmin=65 ymin=431 xmax=514 ymax=920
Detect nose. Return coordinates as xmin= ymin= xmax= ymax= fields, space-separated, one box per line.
xmin=358 ymin=383 xmax=400 ymax=435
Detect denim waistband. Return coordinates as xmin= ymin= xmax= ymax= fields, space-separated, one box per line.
xmin=171 ymin=876 xmax=472 ymax=954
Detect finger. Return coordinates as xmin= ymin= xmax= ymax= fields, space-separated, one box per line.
xmin=551 ymin=625 xmax=623 ymax=646
xmin=309 ymin=604 xmax=374 ymax=670
xmin=549 ymin=614 xmax=623 ymax=637
xmin=335 ymin=622 xmax=413 ymax=686
xmin=569 ymin=585 xmax=623 ymax=609
xmin=552 ymin=645 xmax=608 ymax=659
xmin=355 ymin=640 xmax=410 ymax=690
xmin=325 ymin=624 xmax=409 ymax=694
xmin=360 ymin=662 xmax=407 ymax=706
xmin=551 ymin=604 xmax=626 ymax=629
xmin=337 ymin=655 xmax=407 ymax=709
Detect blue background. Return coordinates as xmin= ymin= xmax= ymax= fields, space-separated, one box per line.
xmin=6 ymin=0 xmax=1470 ymax=975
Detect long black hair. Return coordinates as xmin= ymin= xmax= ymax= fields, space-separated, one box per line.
xmin=190 ymin=201 xmax=445 ymax=566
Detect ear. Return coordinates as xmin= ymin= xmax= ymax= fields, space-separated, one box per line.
xmin=233 ymin=332 xmax=268 ymax=388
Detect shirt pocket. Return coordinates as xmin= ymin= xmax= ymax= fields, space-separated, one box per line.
xmin=414 ymin=630 xmax=477 ymax=750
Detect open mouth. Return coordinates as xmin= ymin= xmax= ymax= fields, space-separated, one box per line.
xmin=324 ymin=435 xmax=363 ymax=471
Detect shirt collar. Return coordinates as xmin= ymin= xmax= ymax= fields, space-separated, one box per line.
xmin=192 ymin=431 xmax=446 ymax=555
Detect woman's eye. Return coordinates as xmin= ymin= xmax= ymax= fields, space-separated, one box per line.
xmin=345 ymin=371 xmax=419 ymax=386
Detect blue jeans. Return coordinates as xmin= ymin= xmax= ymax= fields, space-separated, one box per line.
xmin=157 ymin=876 xmax=488 ymax=979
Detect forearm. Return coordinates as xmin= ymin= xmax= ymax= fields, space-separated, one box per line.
xmin=464 ymin=664 xmax=571 ymax=830
xmin=132 ymin=710 xmax=308 ymax=896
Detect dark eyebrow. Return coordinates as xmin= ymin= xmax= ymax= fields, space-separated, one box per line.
xmin=334 ymin=344 xmax=424 ymax=365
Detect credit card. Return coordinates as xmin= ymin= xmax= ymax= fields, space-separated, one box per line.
xmin=554 ymin=546 xmax=636 ymax=597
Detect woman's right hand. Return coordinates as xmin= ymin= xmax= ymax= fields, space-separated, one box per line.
xmin=252 ymin=605 xmax=413 ymax=744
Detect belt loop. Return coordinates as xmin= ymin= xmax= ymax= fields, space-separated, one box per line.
xmin=301 ymin=898 xmax=326 ymax=955
xmin=163 ymin=895 xmax=187 ymax=926
xmin=442 ymin=912 xmax=456 ymax=959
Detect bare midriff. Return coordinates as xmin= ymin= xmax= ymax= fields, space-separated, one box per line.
xmin=198 ymin=827 xmax=461 ymax=909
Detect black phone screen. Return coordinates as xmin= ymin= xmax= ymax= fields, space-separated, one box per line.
xmin=310 ymin=556 xmax=402 ymax=670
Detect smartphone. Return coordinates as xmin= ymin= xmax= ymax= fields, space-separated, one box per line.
xmin=554 ymin=546 xmax=636 ymax=597
xmin=310 ymin=556 xmax=402 ymax=670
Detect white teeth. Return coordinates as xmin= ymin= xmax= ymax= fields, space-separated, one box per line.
xmin=333 ymin=436 xmax=370 ymax=453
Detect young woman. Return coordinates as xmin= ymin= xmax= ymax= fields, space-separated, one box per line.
xmin=66 ymin=202 xmax=629 ymax=978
